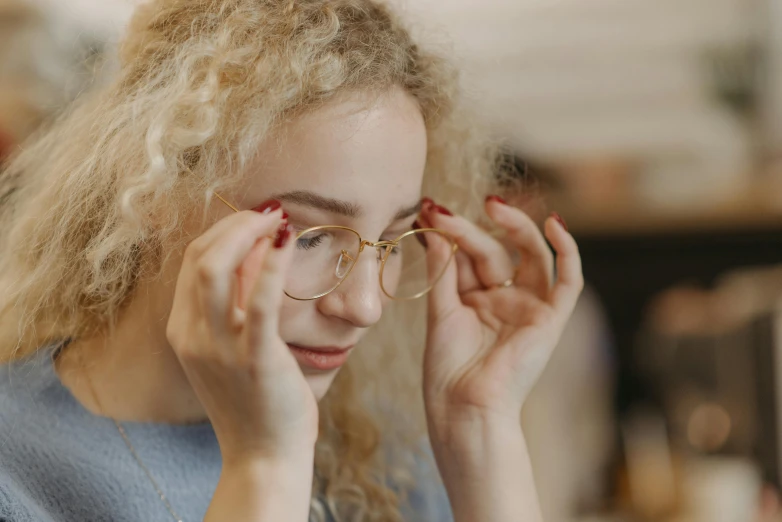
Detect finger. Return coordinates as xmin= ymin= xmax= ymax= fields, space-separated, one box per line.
xmin=187 ymin=198 xmax=281 ymax=255
xmin=191 ymin=211 xmax=286 ymax=342
xmin=169 ymin=205 xmax=281 ymax=352
xmin=425 ymin=207 xmax=515 ymax=290
xmin=244 ymin=223 xmax=297 ymax=360
xmin=174 ymin=209 xmax=279 ymax=328
xmin=236 ymin=238 xmax=270 ymax=310
xmin=419 ymin=213 xmax=481 ymax=294
xmin=425 ymin=224 xmax=461 ymax=323
xmin=486 ymin=199 xmax=554 ymax=297
xmin=545 ymin=216 xmax=584 ymax=324
xmin=418 ymin=209 xmax=479 ymax=317
xmin=454 ymin=250 xmax=481 ymax=293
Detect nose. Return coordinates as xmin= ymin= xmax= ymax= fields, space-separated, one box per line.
xmin=316 ymin=249 xmax=384 ymax=328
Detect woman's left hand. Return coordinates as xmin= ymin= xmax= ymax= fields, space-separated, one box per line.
xmin=419 ymin=196 xmax=584 ymax=440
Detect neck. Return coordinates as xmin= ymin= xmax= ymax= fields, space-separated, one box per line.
xmin=55 ymin=283 xmax=207 ymax=424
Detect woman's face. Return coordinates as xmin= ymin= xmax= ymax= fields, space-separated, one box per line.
xmin=236 ymin=87 xmax=428 ymax=399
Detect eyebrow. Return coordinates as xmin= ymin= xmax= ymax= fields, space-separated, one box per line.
xmin=270 ymin=190 xmax=421 ymax=222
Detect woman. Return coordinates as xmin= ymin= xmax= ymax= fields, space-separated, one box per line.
xmin=0 ymin=0 xmax=583 ymax=521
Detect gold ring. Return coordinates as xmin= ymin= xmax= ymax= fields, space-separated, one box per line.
xmin=488 ymin=276 xmax=515 ymax=290
xmin=488 ymin=265 xmax=519 ymax=290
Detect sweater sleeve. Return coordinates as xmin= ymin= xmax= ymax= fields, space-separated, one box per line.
xmin=0 ymin=469 xmax=41 ymax=522
xmin=399 ymin=441 xmax=454 ymax=522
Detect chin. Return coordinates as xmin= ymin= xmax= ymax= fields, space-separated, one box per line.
xmin=303 ymin=369 xmax=341 ymax=401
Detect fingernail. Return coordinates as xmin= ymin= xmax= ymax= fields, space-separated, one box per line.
xmin=273 ymin=223 xmax=292 ymax=248
xmin=251 ymin=199 xmax=281 ymax=214
xmin=421 ymin=197 xmax=435 ymax=211
xmin=281 ymin=211 xmax=289 ymax=220
xmin=551 ymin=212 xmax=568 ymax=232
xmin=486 ymin=194 xmax=508 ymax=205
xmin=432 ymin=204 xmax=453 ymax=217
xmin=412 ymin=220 xmax=428 ymax=249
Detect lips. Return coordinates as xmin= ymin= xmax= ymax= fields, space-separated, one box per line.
xmin=286 ymin=343 xmax=353 ymax=371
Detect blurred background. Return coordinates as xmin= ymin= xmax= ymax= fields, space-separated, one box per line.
xmin=3 ymin=0 xmax=782 ymax=521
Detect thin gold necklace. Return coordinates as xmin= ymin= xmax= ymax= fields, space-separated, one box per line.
xmin=76 ymin=348 xmax=185 ymax=522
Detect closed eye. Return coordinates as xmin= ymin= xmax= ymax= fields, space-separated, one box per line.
xmin=296 ymin=234 xmax=326 ymax=250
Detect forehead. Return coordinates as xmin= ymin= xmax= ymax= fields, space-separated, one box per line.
xmin=244 ymin=88 xmax=428 ymax=212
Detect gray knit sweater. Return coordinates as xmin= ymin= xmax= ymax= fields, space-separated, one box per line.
xmin=0 ymin=345 xmax=452 ymax=522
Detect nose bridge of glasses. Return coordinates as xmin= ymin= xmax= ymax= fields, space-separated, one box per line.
xmin=360 ymin=239 xmax=397 ymax=250
xmin=358 ymin=239 xmax=396 ymax=255
xmin=361 ymin=239 xmax=397 ymax=264
xmin=335 ymin=242 xmax=383 ymax=288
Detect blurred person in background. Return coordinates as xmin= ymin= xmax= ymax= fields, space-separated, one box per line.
xmin=0 ymin=1 xmax=583 ymax=522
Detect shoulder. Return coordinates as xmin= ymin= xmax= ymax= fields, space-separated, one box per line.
xmin=0 ymin=346 xmax=68 ymax=522
xmin=0 ymin=346 xmax=66 ymax=445
xmin=0 ymin=344 xmax=61 ymax=400
xmin=0 ymin=468 xmax=52 ymax=522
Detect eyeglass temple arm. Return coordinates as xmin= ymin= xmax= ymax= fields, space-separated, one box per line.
xmin=214 ymin=192 xmax=240 ymax=213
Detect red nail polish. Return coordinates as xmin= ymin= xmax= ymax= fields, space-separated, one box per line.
xmin=412 ymin=220 xmax=428 ymax=249
xmin=551 ymin=212 xmax=568 ymax=232
xmin=281 ymin=211 xmax=289 ymax=220
xmin=486 ymin=195 xmax=508 ymax=205
xmin=273 ymin=223 xmax=292 ymax=248
xmin=433 ymin=204 xmax=453 ymax=217
xmin=251 ymin=199 xmax=281 ymax=214
xmin=421 ymin=197 xmax=435 ymax=211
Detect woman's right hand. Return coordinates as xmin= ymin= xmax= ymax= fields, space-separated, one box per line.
xmin=165 ymin=204 xmax=318 ymax=466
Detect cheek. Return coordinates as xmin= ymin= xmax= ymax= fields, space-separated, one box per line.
xmin=278 ymin=295 xmax=304 ymax=320
xmin=277 ymin=290 xmax=317 ymax=338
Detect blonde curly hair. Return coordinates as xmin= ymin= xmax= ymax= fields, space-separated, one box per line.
xmin=0 ymin=0 xmax=506 ymax=519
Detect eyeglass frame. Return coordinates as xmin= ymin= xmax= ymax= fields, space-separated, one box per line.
xmin=213 ymin=192 xmax=459 ymax=301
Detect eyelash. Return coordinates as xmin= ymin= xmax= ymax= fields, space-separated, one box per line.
xmin=294 ymin=234 xmax=403 ymax=255
xmin=296 ymin=234 xmax=325 ymax=251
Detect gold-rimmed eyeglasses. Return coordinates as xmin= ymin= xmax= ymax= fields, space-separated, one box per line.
xmin=214 ymin=193 xmax=458 ymax=301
